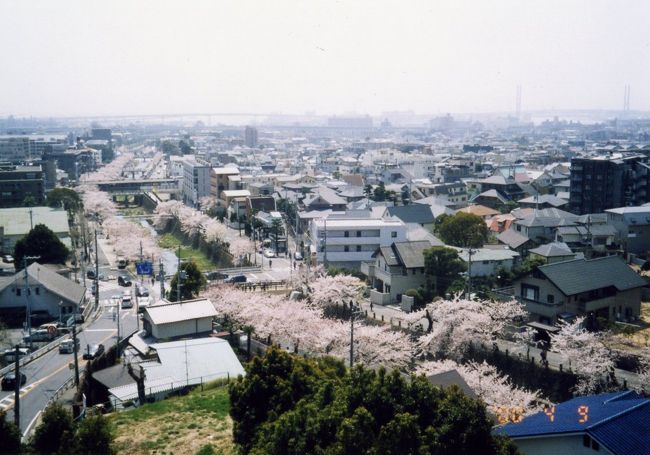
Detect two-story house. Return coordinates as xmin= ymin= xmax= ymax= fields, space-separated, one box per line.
xmin=362 ymin=240 xmax=433 ymax=305
xmin=514 ymin=256 xmax=646 ymax=324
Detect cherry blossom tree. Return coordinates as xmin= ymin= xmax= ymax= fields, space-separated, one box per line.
xmin=416 ymin=359 xmax=542 ymax=415
xmin=549 ymin=317 xmax=616 ymax=395
xmin=405 ymin=297 xmax=527 ymax=360
xmin=227 ymin=236 xmax=255 ymax=264
xmin=301 ymin=273 xmax=366 ymax=312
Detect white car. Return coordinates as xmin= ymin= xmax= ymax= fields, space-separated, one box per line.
xmin=264 ymin=249 xmax=276 ymax=258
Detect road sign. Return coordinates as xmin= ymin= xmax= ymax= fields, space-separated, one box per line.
xmin=136 ymin=261 xmax=153 ymax=276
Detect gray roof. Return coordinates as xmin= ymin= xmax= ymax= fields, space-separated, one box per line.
xmin=0 ymin=262 xmax=85 ymax=304
xmin=528 ymin=242 xmax=574 ymax=258
xmin=472 ymin=189 xmax=508 ymax=203
xmin=145 ymin=299 xmax=217 ymax=325
xmin=385 ymin=205 xmax=435 ymax=225
xmin=515 ymin=207 xmax=578 ymax=228
xmin=427 ymin=370 xmax=477 ymax=398
xmin=0 ymin=207 xmax=69 ymax=237
xmin=394 ymin=241 xmax=433 ymax=268
xmin=497 ymin=229 xmax=531 ymax=249
xmin=517 ymin=194 xmax=568 ymax=207
xmin=538 ymin=256 xmax=647 ymax=296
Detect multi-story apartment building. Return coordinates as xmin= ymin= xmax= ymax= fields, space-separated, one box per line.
xmin=0 ymin=164 xmax=45 ymax=207
xmin=309 ymin=215 xmax=407 ymax=268
xmin=569 ymin=154 xmax=650 ymax=215
xmin=182 ymin=156 xmax=211 ymax=207
xmin=244 ymin=126 xmax=258 ymax=148
xmin=210 ymin=167 xmax=241 ymax=203
xmin=0 ymin=134 xmax=68 ymax=162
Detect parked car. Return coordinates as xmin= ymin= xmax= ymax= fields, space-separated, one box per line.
xmin=2 ymin=254 xmax=14 ymax=264
xmin=2 ymin=348 xmax=30 ymax=363
xmin=264 ymin=249 xmax=276 ymax=258
xmin=205 ymin=271 xmax=228 ymax=281
xmin=225 ymin=275 xmax=247 ymax=284
xmin=117 ymin=256 xmax=127 ymax=269
xmin=118 ymin=275 xmax=132 ymax=287
xmin=135 ymin=285 xmax=149 ymax=297
xmin=83 ymin=344 xmax=105 ymax=360
xmin=87 ymin=269 xmax=105 ymax=280
xmin=294 ymin=251 xmax=303 ymax=261
xmin=59 ymin=338 xmax=80 ymax=354
xmin=137 ymin=295 xmax=151 ymax=313
xmin=1 ymin=372 xmax=26 ymax=391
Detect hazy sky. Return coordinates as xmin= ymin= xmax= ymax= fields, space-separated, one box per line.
xmin=1 ymin=0 xmax=649 ymax=117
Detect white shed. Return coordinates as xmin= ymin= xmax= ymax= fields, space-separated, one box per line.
xmin=143 ymin=299 xmax=217 ymax=340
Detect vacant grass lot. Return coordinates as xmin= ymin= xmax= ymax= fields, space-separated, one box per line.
xmin=159 ymin=232 xmax=215 ymax=272
xmin=110 ymin=384 xmax=234 ymax=455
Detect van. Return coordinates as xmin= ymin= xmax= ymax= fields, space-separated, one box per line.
xmin=117 ymin=257 xmax=127 ymax=269
xmin=59 ymin=338 xmax=79 ymax=354
xmin=2 ymin=348 xmax=30 ymax=363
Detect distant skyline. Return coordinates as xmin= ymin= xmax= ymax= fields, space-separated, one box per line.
xmin=1 ymin=0 xmax=649 ymax=118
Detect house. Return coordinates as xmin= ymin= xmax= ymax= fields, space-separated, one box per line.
xmin=494 ymin=391 xmax=650 ymax=455
xmin=470 ymin=189 xmax=508 ymax=210
xmin=362 ymin=240 xmax=433 ymax=305
xmin=606 ymin=206 xmax=650 ymax=256
xmin=456 ymin=247 xmax=520 ymax=277
xmin=497 ymin=229 xmax=533 ymax=254
xmin=142 ymin=298 xmax=218 ymax=340
xmin=528 ymin=242 xmax=576 ymax=264
xmin=311 ymin=215 xmax=407 ymax=269
xmin=487 ymin=213 xmax=517 ymax=233
xmin=0 ymin=206 xmax=71 ymax=254
xmin=383 ymin=205 xmax=435 ymax=230
xmin=510 ymin=208 xmax=579 ymax=246
xmin=0 ymin=262 xmax=86 ymax=326
xmin=456 ymin=204 xmax=500 ymax=220
xmin=303 ymin=188 xmax=348 ymax=211
xmin=108 ymin=337 xmax=244 ymax=409
xmin=514 ymin=256 xmax=646 ymax=324
xmin=517 ymin=194 xmax=569 ymax=210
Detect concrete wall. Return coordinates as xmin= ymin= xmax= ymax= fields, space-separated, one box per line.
xmin=515 ymin=435 xmax=613 ymax=455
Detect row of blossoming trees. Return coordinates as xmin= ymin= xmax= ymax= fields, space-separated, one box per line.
xmin=152 ymin=200 xmax=255 ymax=265
xmin=205 ymin=265 xmax=650 ymax=415
xmin=203 ymin=268 xmax=547 ymax=415
xmin=78 ymin=152 xmax=254 ymax=264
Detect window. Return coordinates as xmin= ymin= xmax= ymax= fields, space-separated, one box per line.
xmin=344 ymin=245 xmax=349 ymax=252
xmin=356 ymin=245 xmax=361 ymax=252
xmin=16 ymin=288 xmax=21 ymax=297
xmin=35 ymin=287 xmax=40 ymax=295
xmin=344 ymin=231 xmax=349 ymax=237
xmin=583 ymin=435 xmax=591 ymax=447
xmin=412 ymin=269 xmax=416 ymax=275
xmin=391 ymin=231 xmax=397 ymax=238
xmin=356 ymin=231 xmax=361 ymax=237
xmin=482 ymin=260 xmax=489 ymax=264
xmin=547 ymin=294 xmax=554 ymax=304
xmin=521 ymin=284 xmax=539 ymax=301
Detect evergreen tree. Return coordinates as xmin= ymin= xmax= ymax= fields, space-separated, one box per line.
xmin=14 ymin=224 xmax=69 ymax=270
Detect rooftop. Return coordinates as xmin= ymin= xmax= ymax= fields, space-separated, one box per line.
xmin=145 ymin=298 xmax=217 ymax=326
xmin=0 ymin=207 xmax=69 ymax=237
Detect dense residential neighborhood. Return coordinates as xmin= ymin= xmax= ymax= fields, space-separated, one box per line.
xmin=2 ymin=1 xmax=650 ymax=454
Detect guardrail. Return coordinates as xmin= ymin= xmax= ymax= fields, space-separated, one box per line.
xmin=237 ymin=280 xmax=287 ymax=292
xmin=0 ymin=331 xmax=81 ymax=378
xmin=213 ymin=266 xmax=262 ymax=274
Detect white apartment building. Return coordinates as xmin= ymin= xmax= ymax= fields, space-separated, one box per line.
xmin=182 ymin=155 xmax=211 ymax=207
xmin=310 ymin=216 xmax=407 ymax=267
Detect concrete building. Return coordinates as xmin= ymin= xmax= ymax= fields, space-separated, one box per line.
xmin=456 ymin=247 xmax=520 ymax=277
xmin=0 ymin=262 xmax=85 ymax=326
xmin=0 ymin=134 xmax=68 ymax=162
xmin=0 ymin=164 xmax=45 ymax=208
xmin=310 ymin=216 xmax=407 ymax=267
xmin=0 ymin=206 xmax=70 ymax=254
xmin=606 ymin=206 xmax=650 ymax=256
xmin=210 ymin=166 xmax=241 ymax=203
xmin=244 ymin=126 xmax=258 ymax=148
xmin=181 ymin=156 xmax=211 ymax=207
xmin=569 ymin=154 xmax=650 ymax=215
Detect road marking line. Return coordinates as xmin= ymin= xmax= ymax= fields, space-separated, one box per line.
xmin=24 ymin=409 xmax=42 ymax=437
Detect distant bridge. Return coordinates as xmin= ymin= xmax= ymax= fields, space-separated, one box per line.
xmin=90 ymin=178 xmax=180 ymax=194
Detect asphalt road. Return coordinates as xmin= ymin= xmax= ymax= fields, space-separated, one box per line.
xmin=0 ymin=268 xmax=139 ymax=434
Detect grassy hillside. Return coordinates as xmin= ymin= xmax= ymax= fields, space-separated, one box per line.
xmin=109 ymin=384 xmax=233 ymax=455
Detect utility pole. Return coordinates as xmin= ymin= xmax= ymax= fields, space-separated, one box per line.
xmin=349 ymin=301 xmax=360 ymax=368
xmin=29 ymin=207 xmax=33 ymax=230
xmin=176 ymin=244 xmax=182 ymax=302
xmin=23 ymin=255 xmax=39 ymax=351
xmin=14 ymin=345 xmax=20 ymax=428
xmin=72 ymin=325 xmax=80 ymax=388
xmin=159 ymin=259 xmax=165 ymax=299
xmin=94 ymin=229 xmax=99 ymax=311
xmin=466 ymin=248 xmax=474 ymax=300
xmin=116 ymin=299 xmax=121 ymax=358
xmin=323 ymin=217 xmax=328 ymax=269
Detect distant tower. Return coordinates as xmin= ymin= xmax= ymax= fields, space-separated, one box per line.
xmin=623 ymin=84 xmax=631 ymax=112
xmin=515 ymin=85 xmax=522 ymax=120
xmin=244 ymin=126 xmax=258 ymax=148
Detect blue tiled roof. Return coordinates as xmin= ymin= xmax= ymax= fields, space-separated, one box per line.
xmin=494 ymin=391 xmax=650 ymax=455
